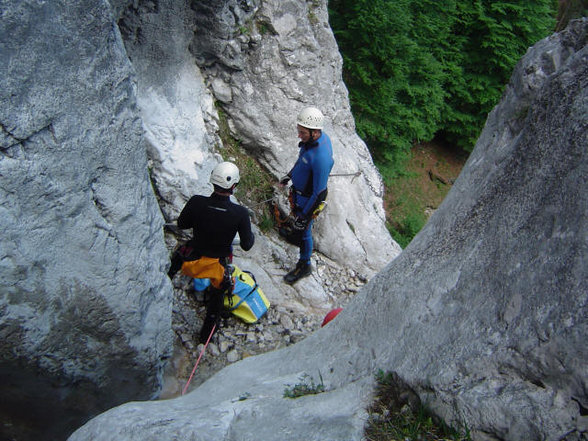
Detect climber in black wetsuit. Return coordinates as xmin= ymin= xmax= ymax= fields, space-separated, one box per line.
xmin=168 ymin=161 xmax=254 ymax=341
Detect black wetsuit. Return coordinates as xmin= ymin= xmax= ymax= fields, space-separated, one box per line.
xmin=178 ymin=192 xmax=254 ymax=257
xmin=174 ymin=192 xmax=255 ymax=341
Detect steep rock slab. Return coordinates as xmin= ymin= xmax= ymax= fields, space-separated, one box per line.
xmin=0 ymin=1 xmax=173 ymax=440
xmin=116 ymin=0 xmax=224 ymax=220
xmin=68 ymin=18 xmax=588 ymax=441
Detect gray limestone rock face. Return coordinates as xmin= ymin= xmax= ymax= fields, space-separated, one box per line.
xmin=67 ymin=18 xmax=588 ymax=441
xmin=185 ymin=0 xmax=401 ymax=274
xmin=0 ymin=1 xmax=396 ymax=440
xmin=0 ymin=1 xmax=173 ymax=440
xmin=113 ymin=0 xmax=400 ymax=317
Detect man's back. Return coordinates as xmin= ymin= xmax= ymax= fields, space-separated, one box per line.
xmin=178 ymin=193 xmax=254 ymax=257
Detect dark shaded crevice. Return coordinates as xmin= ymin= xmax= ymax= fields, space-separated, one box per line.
xmin=572 ymin=396 xmax=588 ymax=416
xmin=0 ymin=121 xmax=25 ymax=152
xmin=0 ymin=121 xmax=56 ymax=154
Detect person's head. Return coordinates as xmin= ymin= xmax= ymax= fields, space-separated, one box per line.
xmin=210 ymin=161 xmax=240 ymax=194
xmin=296 ymin=107 xmax=324 ymax=143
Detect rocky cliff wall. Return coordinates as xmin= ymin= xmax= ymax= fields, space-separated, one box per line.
xmin=0 ymin=0 xmax=400 ymax=439
xmin=0 ymin=1 xmax=173 ymax=439
xmin=114 ymin=0 xmax=401 ymax=314
xmin=69 ymin=19 xmax=588 ymax=441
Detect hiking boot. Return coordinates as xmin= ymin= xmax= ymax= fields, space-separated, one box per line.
xmin=284 ymin=261 xmax=312 ymax=285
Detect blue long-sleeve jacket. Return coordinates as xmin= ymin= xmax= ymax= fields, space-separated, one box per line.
xmin=289 ymin=132 xmax=334 ymax=217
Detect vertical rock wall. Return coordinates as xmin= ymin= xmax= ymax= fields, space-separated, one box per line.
xmin=0 ymin=1 xmax=173 ymax=439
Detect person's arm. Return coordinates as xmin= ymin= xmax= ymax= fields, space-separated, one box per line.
xmin=177 ymin=196 xmax=197 ymax=229
xmin=237 ymin=208 xmax=255 ymax=251
xmin=301 ymin=158 xmax=329 ymax=217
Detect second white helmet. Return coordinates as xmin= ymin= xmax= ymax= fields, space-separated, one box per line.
xmin=296 ymin=107 xmax=324 ymax=130
xmin=210 ymin=161 xmax=240 ymax=189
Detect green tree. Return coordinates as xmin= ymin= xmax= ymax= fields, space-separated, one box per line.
xmin=330 ymin=0 xmax=453 ymax=177
xmin=329 ymin=0 xmax=558 ymax=166
xmin=441 ymin=0 xmax=558 ymax=150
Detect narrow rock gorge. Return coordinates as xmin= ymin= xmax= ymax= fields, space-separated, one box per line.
xmin=1 ymin=0 xmax=586 ymax=440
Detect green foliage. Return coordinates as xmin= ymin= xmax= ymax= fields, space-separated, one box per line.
xmin=385 ymin=182 xmax=428 ymax=249
xmin=366 ymin=370 xmax=472 ymax=441
xmin=329 ymin=0 xmax=557 ymax=160
xmin=283 ymin=373 xmax=325 ymax=399
xmin=256 ymin=20 xmax=270 ymax=35
xmin=441 ymin=0 xmax=558 ymax=150
xmin=258 ymin=211 xmax=275 ymax=233
xmin=556 ymin=0 xmax=588 ymax=31
xmin=215 ymin=102 xmax=275 ymax=228
xmin=382 ymin=142 xmax=464 ymax=246
xmin=330 ymin=0 xmax=449 ymax=164
xmin=387 ymin=211 xmax=426 ymax=249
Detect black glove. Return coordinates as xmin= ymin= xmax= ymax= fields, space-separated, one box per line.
xmin=292 ymin=215 xmax=309 ymax=231
xmin=279 ymin=174 xmax=291 ymax=186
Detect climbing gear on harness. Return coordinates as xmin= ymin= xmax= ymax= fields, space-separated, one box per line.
xmin=311 ymin=200 xmax=327 ymax=218
xmin=296 ymin=107 xmax=324 ymax=130
xmin=271 ymin=185 xmax=328 ymax=247
xmin=210 ymin=161 xmax=240 ymax=190
xmin=292 ymin=215 xmax=309 ymax=231
xmin=272 ymin=203 xmax=303 ymax=247
xmin=284 ymin=260 xmax=312 ymax=285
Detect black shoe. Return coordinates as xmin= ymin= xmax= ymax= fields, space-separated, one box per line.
xmin=284 ymin=261 xmax=312 ymax=285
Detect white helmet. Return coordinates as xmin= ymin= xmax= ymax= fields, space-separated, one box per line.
xmin=296 ymin=107 xmax=324 ymax=130
xmin=210 ymin=161 xmax=240 ymax=190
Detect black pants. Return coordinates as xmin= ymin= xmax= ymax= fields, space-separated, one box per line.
xmin=167 ymin=252 xmax=184 ymax=278
xmin=200 ymin=286 xmax=225 ymax=341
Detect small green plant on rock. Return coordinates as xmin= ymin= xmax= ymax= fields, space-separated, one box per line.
xmin=283 ymin=373 xmax=325 ymax=398
xmin=214 ymin=102 xmax=275 ymax=219
xmin=365 ymin=370 xmax=472 ymax=441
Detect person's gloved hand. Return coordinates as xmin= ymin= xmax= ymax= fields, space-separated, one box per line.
xmin=279 ymin=175 xmax=291 ymax=186
xmin=292 ymin=215 xmax=309 ymax=231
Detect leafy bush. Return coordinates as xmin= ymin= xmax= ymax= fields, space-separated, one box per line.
xmin=387 ymin=211 xmax=427 ymax=249
xmin=215 ymin=103 xmax=275 ymax=215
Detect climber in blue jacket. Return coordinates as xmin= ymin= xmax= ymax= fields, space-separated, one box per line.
xmin=279 ymin=107 xmax=334 ymax=284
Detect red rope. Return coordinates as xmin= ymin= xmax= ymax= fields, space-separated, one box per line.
xmin=182 ymin=323 xmax=216 ymax=396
